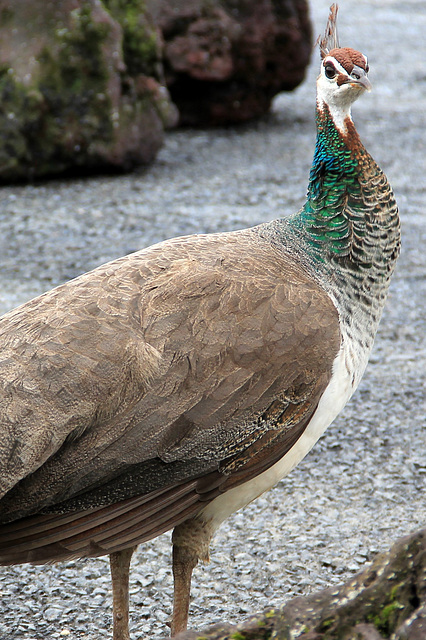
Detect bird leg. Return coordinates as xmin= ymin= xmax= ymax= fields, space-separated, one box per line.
xmin=109 ymin=546 xmax=136 ymax=640
xmin=171 ymin=543 xmax=198 ymax=636
xmin=171 ymin=519 xmax=213 ymax=637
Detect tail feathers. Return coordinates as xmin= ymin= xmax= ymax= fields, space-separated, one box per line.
xmin=0 ymin=480 xmax=201 ymax=565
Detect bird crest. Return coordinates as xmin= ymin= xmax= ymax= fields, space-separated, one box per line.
xmin=317 ymin=4 xmax=340 ymax=59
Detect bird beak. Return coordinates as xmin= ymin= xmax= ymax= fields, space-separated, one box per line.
xmin=351 ymin=74 xmax=372 ymax=92
xmin=345 ymin=66 xmax=372 ymax=92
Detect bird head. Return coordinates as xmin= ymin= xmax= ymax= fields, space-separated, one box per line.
xmin=316 ymin=5 xmax=371 ymax=129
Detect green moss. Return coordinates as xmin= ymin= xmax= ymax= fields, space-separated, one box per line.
xmin=366 ymin=579 xmax=406 ymax=635
xmin=368 ymin=601 xmax=404 ymax=635
xmin=319 ymin=617 xmax=335 ymax=630
xmin=0 ymin=63 xmax=10 ymax=79
xmin=230 ymin=633 xmax=246 ymax=640
xmin=0 ymin=74 xmax=32 ymax=174
xmin=390 ymin=582 xmax=405 ymax=601
xmin=40 ymin=3 xmax=110 ymax=94
xmin=36 ymin=1 xmax=114 ymax=159
xmin=104 ymin=0 xmax=160 ymax=78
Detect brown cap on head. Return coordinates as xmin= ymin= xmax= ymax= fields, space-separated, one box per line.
xmin=328 ymin=47 xmax=368 ymax=74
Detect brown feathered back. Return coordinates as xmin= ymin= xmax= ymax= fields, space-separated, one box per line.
xmin=0 ymin=228 xmax=340 ymax=563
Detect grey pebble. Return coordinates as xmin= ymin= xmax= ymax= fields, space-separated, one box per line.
xmin=44 ymin=609 xmax=63 ymax=623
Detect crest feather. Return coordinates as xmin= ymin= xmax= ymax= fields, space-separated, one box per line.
xmin=317 ymin=4 xmax=340 ymax=59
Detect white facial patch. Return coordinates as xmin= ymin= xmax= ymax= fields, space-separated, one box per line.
xmin=316 ymin=55 xmax=368 ymax=133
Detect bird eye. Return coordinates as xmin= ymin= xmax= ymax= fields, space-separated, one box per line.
xmin=324 ymin=63 xmax=336 ymax=79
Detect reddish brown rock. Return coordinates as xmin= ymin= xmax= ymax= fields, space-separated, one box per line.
xmin=150 ymin=0 xmax=312 ymax=125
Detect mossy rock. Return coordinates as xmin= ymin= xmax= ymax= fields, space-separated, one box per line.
xmin=0 ymin=0 xmax=176 ymax=181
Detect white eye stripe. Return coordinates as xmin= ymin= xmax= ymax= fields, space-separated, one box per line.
xmin=323 ymin=55 xmax=349 ymax=76
xmin=363 ymin=55 xmax=369 ymax=73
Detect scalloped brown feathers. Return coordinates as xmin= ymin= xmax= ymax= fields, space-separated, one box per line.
xmin=317 ymin=4 xmax=340 ymax=59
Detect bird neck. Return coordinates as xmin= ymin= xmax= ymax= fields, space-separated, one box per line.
xmin=299 ymin=101 xmax=365 ymax=260
xmin=288 ymin=99 xmax=400 ymax=275
xmin=282 ymin=98 xmax=400 ymax=345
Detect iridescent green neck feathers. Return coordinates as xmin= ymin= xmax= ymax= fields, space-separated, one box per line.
xmin=288 ymin=102 xmax=399 ymax=280
xmin=301 ymin=104 xmax=361 ymax=259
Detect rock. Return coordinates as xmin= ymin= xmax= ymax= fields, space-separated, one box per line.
xmin=169 ymin=528 xmax=426 ymax=639
xmin=0 ymin=0 xmax=176 ymax=182
xmin=0 ymin=0 xmax=312 ymax=180
xmin=150 ymin=0 xmax=312 ymax=125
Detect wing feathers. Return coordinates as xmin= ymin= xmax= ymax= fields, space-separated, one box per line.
xmin=0 ymin=486 xmax=172 ymax=548
xmin=0 ymin=480 xmax=200 ymax=564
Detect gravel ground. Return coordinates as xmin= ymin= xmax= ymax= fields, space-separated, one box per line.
xmin=0 ymin=1 xmax=425 ymax=639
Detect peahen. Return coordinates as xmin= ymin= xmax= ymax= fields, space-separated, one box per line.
xmin=0 ymin=5 xmax=400 ymax=638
